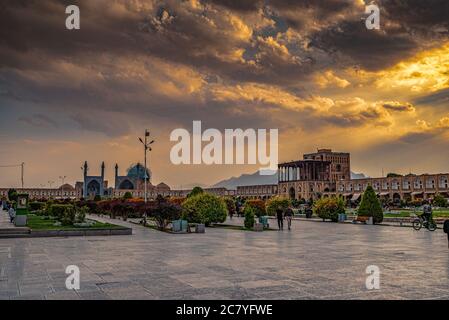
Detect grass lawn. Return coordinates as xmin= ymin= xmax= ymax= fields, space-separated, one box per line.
xmin=384 ymin=209 xmax=449 ymax=218
xmin=27 ymin=214 xmax=123 ymax=230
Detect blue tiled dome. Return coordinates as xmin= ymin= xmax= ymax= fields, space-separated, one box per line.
xmin=126 ymin=163 xmax=150 ymax=180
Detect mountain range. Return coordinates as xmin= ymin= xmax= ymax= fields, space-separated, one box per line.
xmin=212 ymin=171 xmax=367 ymax=190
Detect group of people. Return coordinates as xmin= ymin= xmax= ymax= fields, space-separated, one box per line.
xmin=275 ymin=207 xmax=293 ymax=231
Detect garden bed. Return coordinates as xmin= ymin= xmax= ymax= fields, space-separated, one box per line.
xmin=26 ymin=214 xmax=132 ymax=237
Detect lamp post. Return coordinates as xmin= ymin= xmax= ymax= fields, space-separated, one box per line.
xmin=48 ymin=180 xmax=55 ymax=188
xmin=138 ymin=130 xmax=155 ymax=203
xmin=138 ymin=130 xmax=154 ymax=226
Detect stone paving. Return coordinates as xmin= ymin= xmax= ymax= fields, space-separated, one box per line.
xmin=1 ymin=211 xmax=449 ymax=300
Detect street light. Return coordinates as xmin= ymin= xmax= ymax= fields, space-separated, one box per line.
xmin=48 ymin=180 xmax=55 ymax=188
xmin=138 ymin=130 xmax=155 ymax=226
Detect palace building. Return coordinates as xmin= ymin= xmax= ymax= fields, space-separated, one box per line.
xmin=278 ymin=149 xmax=449 ymax=203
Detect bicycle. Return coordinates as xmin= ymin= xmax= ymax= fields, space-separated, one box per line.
xmin=412 ymin=215 xmax=437 ymax=231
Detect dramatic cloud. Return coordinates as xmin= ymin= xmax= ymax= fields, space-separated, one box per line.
xmin=1 ymin=0 xmax=449 ymax=187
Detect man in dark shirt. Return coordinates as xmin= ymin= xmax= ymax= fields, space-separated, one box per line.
xmin=276 ymin=208 xmax=284 ymax=231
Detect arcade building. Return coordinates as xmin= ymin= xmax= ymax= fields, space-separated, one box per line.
xmin=278 ymin=149 xmax=449 ymax=204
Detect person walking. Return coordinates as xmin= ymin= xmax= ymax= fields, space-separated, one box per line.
xmin=284 ymin=207 xmax=293 ymax=230
xmin=8 ymin=206 xmax=16 ymax=223
xmin=444 ymin=220 xmax=449 ymax=249
xmin=276 ymin=207 xmax=284 ymax=231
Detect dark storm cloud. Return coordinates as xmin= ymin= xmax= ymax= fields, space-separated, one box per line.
xmin=309 ymin=20 xmax=418 ymax=71
xmin=414 ymin=88 xmax=449 ymax=106
xmin=1 ymin=0 xmax=448 ymax=137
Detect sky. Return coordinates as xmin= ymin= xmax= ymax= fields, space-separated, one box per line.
xmin=1 ymin=0 xmax=449 ymax=188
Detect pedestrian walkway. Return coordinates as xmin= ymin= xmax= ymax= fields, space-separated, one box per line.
xmin=0 ymin=208 xmax=15 ymax=229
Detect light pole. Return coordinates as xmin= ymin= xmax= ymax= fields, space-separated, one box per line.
xmin=138 ymin=130 xmax=155 ymax=203
xmin=48 ymin=180 xmax=55 ymax=188
xmin=138 ymin=130 xmax=154 ymax=226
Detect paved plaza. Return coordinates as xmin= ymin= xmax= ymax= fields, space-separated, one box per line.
xmin=1 ymin=215 xmax=449 ymax=300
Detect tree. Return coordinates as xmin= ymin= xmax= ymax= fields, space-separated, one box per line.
xmin=187 ymin=186 xmax=204 ymax=198
xmin=244 ymin=206 xmax=255 ymax=229
xmin=182 ymin=193 xmax=228 ymax=226
xmin=8 ymin=188 xmax=18 ymax=202
xmin=313 ymin=196 xmax=345 ymax=222
xmin=358 ymin=185 xmax=383 ymax=224
xmin=123 ymin=192 xmax=133 ymax=200
xmin=433 ymin=193 xmax=447 ymax=208
xmin=266 ymin=197 xmax=291 ymax=216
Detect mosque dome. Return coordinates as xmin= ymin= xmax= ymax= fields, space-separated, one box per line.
xmin=126 ymin=163 xmax=151 ymax=180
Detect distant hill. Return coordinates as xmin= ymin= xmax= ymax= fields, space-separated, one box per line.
xmin=213 ymin=171 xmax=278 ymax=190
xmin=351 ymin=172 xmax=368 ymax=179
xmin=212 ymin=170 xmax=368 ymax=190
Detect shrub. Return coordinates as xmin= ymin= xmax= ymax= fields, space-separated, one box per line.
xmin=244 ymin=206 xmax=255 ymax=229
xmin=223 ymin=198 xmax=236 ymax=217
xmin=93 ymin=195 xmax=102 ymax=202
xmin=182 ymin=193 xmax=228 ymax=226
xmin=49 ymin=204 xmax=74 ymax=220
xmin=313 ymin=197 xmax=345 ymax=222
xmin=29 ymin=202 xmax=46 ymax=211
xmin=358 ymin=186 xmax=383 ymax=224
xmin=266 ymin=197 xmax=291 ymax=216
xmin=433 ymin=194 xmax=447 ymax=208
xmin=244 ymin=199 xmax=266 ymax=217
xmin=148 ymin=197 xmax=181 ymax=230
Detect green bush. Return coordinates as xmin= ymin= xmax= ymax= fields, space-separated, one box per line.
xmin=182 ymin=193 xmax=228 ymax=226
xmin=266 ymin=197 xmax=291 ymax=216
xmin=123 ymin=192 xmax=133 ymax=200
xmin=29 ymin=202 xmax=46 ymax=211
xmin=358 ymin=186 xmax=383 ymax=224
xmin=49 ymin=204 xmax=73 ymax=220
xmin=47 ymin=204 xmax=86 ymax=225
xmin=313 ymin=197 xmax=345 ymax=222
xmin=244 ymin=199 xmax=266 ymax=217
xmin=244 ymin=206 xmax=255 ymax=229
xmin=433 ymin=194 xmax=447 ymax=208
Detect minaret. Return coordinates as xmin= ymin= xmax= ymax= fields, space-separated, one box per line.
xmin=100 ymin=162 xmax=105 ymax=196
xmin=115 ymin=164 xmax=119 ymax=189
xmin=83 ymin=161 xmax=88 ymax=198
